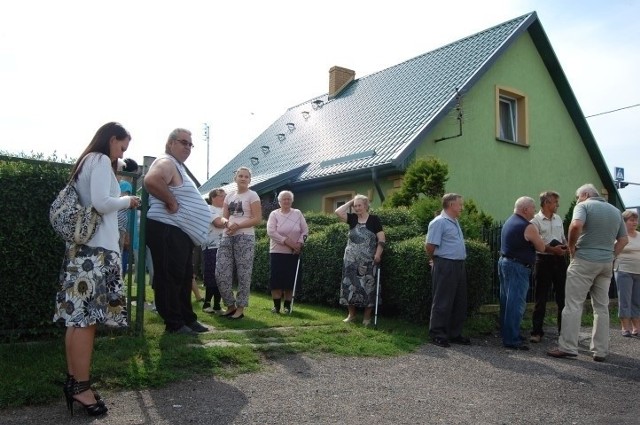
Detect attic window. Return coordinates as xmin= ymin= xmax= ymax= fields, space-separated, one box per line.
xmin=312 ymin=99 xmax=324 ymax=110
xmin=496 ymin=86 xmax=528 ymax=145
xmin=277 ymin=133 xmax=286 ymax=141
xmin=301 ymin=111 xmax=310 ymax=120
xmin=261 ymin=145 xmax=270 ymax=155
xmin=250 ymin=157 xmax=259 ymax=166
xmin=286 ymin=123 xmax=295 ymax=132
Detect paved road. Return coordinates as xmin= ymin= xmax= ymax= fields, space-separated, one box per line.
xmin=1 ymin=327 xmax=639 ymax=424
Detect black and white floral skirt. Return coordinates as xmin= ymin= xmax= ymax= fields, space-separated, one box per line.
xmin=53 ymin=244 xmax=128 ymax=328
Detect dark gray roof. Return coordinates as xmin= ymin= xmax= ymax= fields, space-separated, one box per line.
xmin=201 ymin=12 xmax=535 ymax=194
xmin=203 ymin=11 xmax=622 ymax=206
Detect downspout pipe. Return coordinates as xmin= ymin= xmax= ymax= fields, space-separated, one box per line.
xmin=371 ymin=167 xmax=385 ymax=204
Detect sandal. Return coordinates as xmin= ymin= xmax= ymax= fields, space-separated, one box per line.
xmin=221 ymin=308 xmax=237 ymax=317
xmin=622 ymin=330 xmax=632 ymax=337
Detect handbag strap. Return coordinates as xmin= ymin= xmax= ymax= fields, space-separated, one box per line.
xmin=68 ymin=155 xmax=91 ymax=184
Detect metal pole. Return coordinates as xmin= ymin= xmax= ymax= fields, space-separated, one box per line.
xmin=204 ymin=123 xmax=210 ymax=180
xmin=134 ymin=156 xmax=155 ymax=336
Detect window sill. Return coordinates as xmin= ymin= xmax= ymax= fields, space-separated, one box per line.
xmin=496 ymin=137 xmax=529 ymax=148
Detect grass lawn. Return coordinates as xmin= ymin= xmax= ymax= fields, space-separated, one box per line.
xmin=0 ymin=280 xmax=620 ymax=409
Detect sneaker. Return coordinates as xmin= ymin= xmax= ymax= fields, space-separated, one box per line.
xmin=529 ymin=334 xmax=542 ymax=343
xmin=187 ymin=321 xmax=209 ymax=333
xmin=283 ymin=308 xmax=290 ymax=314
xmin=270 ymin=307 xmax=280 ymax=314
xmin=203 ymin=305 xmax=216 ymax=314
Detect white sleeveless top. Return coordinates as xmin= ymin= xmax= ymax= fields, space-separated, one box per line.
xmin=147 ymin=154 xmax=212 ymax=245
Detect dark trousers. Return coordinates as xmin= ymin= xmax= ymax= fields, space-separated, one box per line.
xmin=429 ymin=257 xmax=467 ymax=340
xmin=203 ymin=247 xmax=221 ymax=305
xmin=146 ymin=219 xmax=197 ymax=331
xmin=531 ymin=254 xmax=567 ymax=336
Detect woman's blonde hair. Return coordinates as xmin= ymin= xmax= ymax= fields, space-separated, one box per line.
xmin=622 ymin=209 xmax=638 ymax=221
xmin=353 ymin=194 xmax=370 ymax=211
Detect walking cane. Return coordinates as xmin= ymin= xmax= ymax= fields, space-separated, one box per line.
xmin=289 ymin=235 xmax=307 ymax=314
xmin=374 ymin=264 xmax=381 ymax=327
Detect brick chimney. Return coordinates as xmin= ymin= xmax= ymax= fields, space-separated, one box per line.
xmin=328 ymin=66 xmax=355 ymax=99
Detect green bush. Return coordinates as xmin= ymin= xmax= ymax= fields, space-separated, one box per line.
xmin=2 ymin=156 xmax=494 ymax=338
xmin=251 ymin=219 xmax=493 ymax=324
xmin=0 ymin=157 xmax=71 ymax=338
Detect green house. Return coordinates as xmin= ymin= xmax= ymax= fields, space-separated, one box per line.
xmin=200 ymin=12 xmax=623 ymax=220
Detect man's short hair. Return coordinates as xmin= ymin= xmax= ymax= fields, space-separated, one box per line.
xmin=576 ymin=183 xmax=599 ymax=198
xmin=442 ymin=193 xmax=462 ymax=209
xmin=539 ymin=191 xmax=559 ymax=207
xmin=514 ymin=196 xmax=535 ymax=213
xmin=165 ymin=128 xmax=192 ymax=153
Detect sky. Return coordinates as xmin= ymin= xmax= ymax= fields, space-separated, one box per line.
xmin=1 ymin=1 xmax=639 ymax=205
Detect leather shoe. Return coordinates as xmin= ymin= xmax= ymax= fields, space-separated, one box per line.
xmin=547 ymin=348 xmax=577 ymax=358
xmin=187 ymin=321 xmax=209 ymax=333
xmin=450 ymin=336 xmax=471 ymax=345
xmin=167 ymin=325 xmax=198 ymax=336
xmin=431 ymin=337 xmax=450 ymax=348
xmin=593 ymin=355 xmax=606 ymax=362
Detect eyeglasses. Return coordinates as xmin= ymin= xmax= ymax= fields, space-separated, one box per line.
xmin=174 ymin=139 xmax=194 ymax=148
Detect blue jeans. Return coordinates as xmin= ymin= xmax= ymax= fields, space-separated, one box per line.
xmin=499 ymin=257 xmax=531 ymax=347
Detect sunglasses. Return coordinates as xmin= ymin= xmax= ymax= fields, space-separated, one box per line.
xmin=175 ymin=139 xmax=194 ymax=148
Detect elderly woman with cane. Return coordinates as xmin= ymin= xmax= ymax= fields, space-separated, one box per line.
xmin=266 ymin=190 xmax=308 ymax=314
xmin=335 ymin=194 xmax=385 ymax=325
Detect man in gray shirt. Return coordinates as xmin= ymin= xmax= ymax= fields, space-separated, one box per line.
xmin=548 ymin=183 xmax=627 ymax=362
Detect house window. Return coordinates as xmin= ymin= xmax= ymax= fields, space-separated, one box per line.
xmin=496 ymin=86 xmax=528 ymax=145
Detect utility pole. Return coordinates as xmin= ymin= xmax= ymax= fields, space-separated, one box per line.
xmin=204 ymin=123 xmax=210 ymax=180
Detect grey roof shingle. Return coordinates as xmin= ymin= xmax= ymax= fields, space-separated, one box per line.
xmin=200 ymin=12 xmax=535 ymax=194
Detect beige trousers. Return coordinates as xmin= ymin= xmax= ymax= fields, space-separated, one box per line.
xmin=558 ymin=257 xmax=612 ymax=357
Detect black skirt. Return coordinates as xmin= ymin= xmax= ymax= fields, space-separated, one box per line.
xmin=269 ymin=253 xmax=301 ymax=290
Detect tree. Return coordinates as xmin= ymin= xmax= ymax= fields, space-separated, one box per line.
xmin=387 ymin=157 xmax=449 ymax=207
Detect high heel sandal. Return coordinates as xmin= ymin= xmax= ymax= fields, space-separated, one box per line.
xmin=66 ymin=373 xmax=102 ymax=401
xmin=63 ymin=377 xmax=108 ymax=417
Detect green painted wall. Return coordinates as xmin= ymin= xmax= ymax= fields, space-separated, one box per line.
xmin=418 ymin=32 xmax=603 ymax=220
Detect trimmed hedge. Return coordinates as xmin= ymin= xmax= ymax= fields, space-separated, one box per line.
xmin=2 ymin=158 xmax=493 ymax=337
xmin=0 ymin=157 xmax=70 ymax=337
xmin=251 ymin=211 xmax=493 ymax=323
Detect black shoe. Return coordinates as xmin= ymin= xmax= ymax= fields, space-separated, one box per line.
xmin=450 ymin=336 xmax=471 ymax=345
xmin=505 ymin=344 xmax=530 ymax=351
xmin=431 ymin=337 xmax=450 ymax=348
xmin=64 ymin=378 xmax=108 ymax=417
xmin=593 ymin=355 xmax=606 ymax=362
xmin=167 ymin=325 xmax=198 ymax=335
xmin=187 ymin=321 xmax=209 ymax=333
